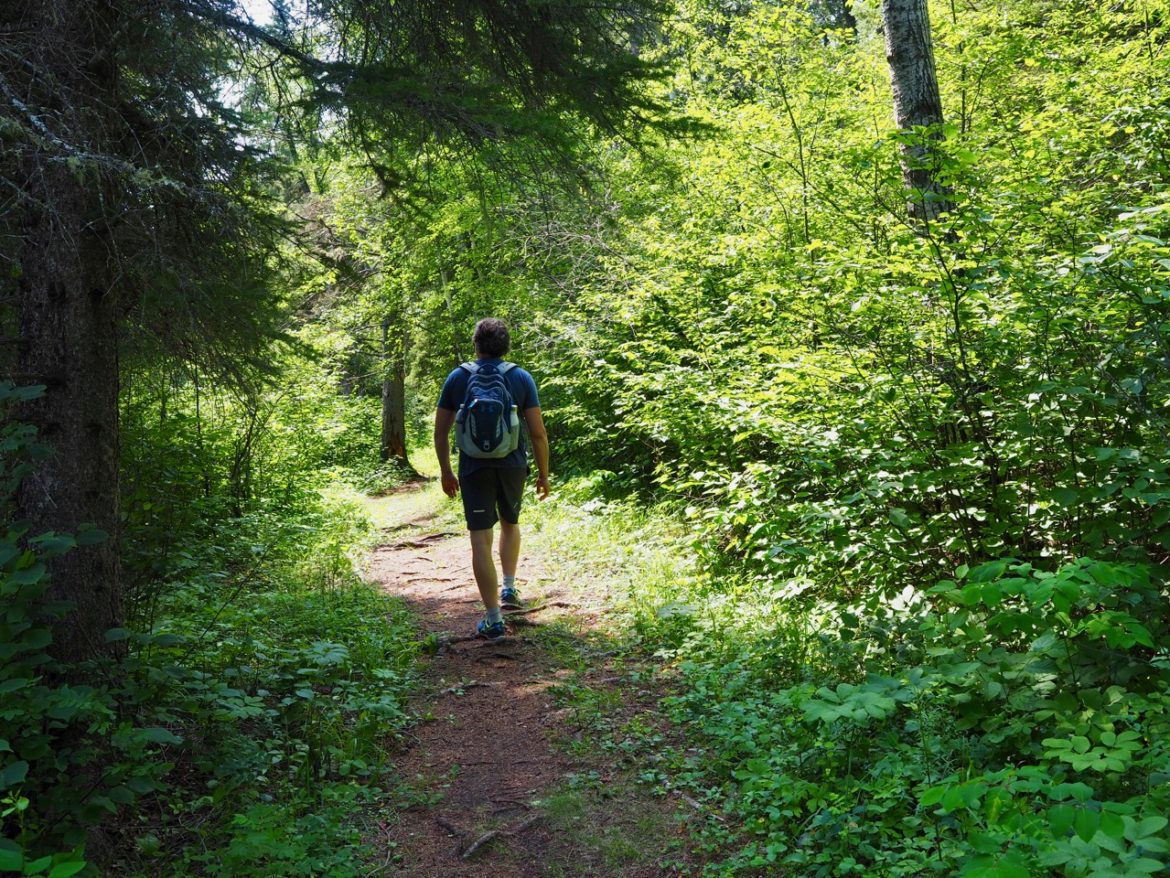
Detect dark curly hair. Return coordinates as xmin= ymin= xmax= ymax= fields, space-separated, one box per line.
xmin=473 ymin=318 xmax=511 ymax=358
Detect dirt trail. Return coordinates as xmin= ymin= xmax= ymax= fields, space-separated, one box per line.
xmin=367 ymin=524 xmax=673 ymax=877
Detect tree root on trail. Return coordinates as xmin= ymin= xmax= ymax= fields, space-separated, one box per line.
xmin=489 ymin=797 xmax=533 ymax=811
xmin=461 ymin=814 xmax=542 ymax=859
xmin=439 ymin=680 xmax=503 ymax=695
xmin=440 ymin=633 xmax=516 ymax=647
xmin=383 ymin=532 xmax=459 ymax=550
xmin=433 ymin=812 xmax=543 ymax=859
xmin=505 ymin=601 xmax=574 ymax=616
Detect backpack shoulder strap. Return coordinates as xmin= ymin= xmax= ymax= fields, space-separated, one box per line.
xmin=460 ymin=361 xmax=479 ymax=374
xmin=498 ymin=361 xmax=516 ymax=374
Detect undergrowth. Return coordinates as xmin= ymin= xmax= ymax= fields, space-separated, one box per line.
xmin=111 ymin=493 xmax=419 ymax=876
xmin=520 ymin=477 xmax=1170 ymax=878
xmin=2 ymin=383 xmax=421 ymax=876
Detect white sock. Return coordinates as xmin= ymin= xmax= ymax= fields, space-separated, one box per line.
xmin=486 ymin=606 xmax=503 ymax=625
xmin=502 ymin=575 xmax=516 ymax=591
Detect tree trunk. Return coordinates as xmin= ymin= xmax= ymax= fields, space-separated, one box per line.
xmin=16 ymin=183 xmax=122 ymax=663
xmin=881 ymin=0 xmax=951 ymax=222
xmin=811 ymin=0 xmax=857 ymax=34
xmin=380 ymin=318 xmax=410 ymax=467
xmin=8 ymin=1 xmax=124 ymax=663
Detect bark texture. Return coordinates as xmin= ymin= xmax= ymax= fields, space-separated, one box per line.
xmin=8 ymin=1 xmax=123 ymax=661
xmin=380 ymin=318 xmax=410 ymax=467
xmin=881 ymin=0 xmax=951 ymax=222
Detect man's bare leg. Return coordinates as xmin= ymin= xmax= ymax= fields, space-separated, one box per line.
xmin=499 ymin=521 xmax=521 ymax=580
xmin=469 ymin=527 xmax=499 ymax=610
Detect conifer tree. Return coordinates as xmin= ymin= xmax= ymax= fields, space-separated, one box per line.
xmin=0 ymin=0 xmax=674 ymax=661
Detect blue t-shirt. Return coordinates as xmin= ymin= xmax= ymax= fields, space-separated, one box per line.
xmin=438 ymin=358 xmax=540 ymax=474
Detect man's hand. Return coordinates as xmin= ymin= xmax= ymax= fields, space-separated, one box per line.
xmin=523 ymin=407 xmax=551 ymax=502
xmin=434 ymin=408 xmax=457 ymax=497
xmin=441 ymin=470 xmax=460 ymax=498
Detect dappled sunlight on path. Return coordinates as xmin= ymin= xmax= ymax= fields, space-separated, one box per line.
xmin=368 ymin=528 xmax=575 ymax=876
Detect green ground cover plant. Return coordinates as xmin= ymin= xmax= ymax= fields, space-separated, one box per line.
xmin=515 ymin=479 xmax=1169 ymax=877
xmin=7 ymin=0 xmax=1170 ymax=873
xmin=3 ymin=375 xmax=418 ymax=875
xmin=620 ymin=554 xmax=1170 ymax=877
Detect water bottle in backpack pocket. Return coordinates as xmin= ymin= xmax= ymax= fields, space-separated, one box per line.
xmin=454 ymin=361 xmax=521 ymax=459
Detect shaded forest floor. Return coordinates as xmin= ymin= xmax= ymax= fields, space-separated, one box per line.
xmin=359 ymin=483 xmax=697 ymax=877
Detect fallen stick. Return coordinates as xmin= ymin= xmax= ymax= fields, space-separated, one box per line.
xmin=383 ymin=532 xmax=459 ymax=550
xmin=439 ymin=680 xmax=503 ymax=695
xmin=435 ymin=816 xmax=464 ymax=838
xmin=504 ymin=601 xmax=574 ymax=616
xmin=461 ymin=814 xmax=542 ymax=860
xmin=490 ymin=797 xmax=533 ymax=811
xmin=441 ymin=633 xmax=516 ymax=646
xmin=662 ymin=783 xmax=726 ymax=823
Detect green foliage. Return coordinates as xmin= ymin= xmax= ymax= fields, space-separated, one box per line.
xmin=187 ymin=786 xmax=379 ymax=877
xmin=503 ymin=0 xmax=1170 ymax=605
xmin=609 ymin=542 xmax=1170 ymax=876
xmin=373 ymin=4 xmax=1170 ymax=853
xmin=11 ymin=0 xmax=1170 ymax=872
xmin=1 ymin=384 xmax=98 ymax=873
xmin=104 ymin=482 xmax=417 ymax=875
xmin=3 ymin=375 xmax=417 ymax=873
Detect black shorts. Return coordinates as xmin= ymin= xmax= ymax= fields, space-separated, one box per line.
xmin=461 ymin=467 xmax=527 ymax=530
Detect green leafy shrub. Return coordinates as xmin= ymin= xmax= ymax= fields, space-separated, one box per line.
xmin=4 ymin=375 xmax=418 ymax=874
xmin=627 ymin=555 xmax=1169 ymax=877
xmin=1 ymin=384 xmax=116 ymax=873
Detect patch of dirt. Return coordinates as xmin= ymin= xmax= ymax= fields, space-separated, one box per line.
xmin=367 ymin=526 xmax=689 ymax=877
xmin=371 ymin=476 xmax=431 ymax=497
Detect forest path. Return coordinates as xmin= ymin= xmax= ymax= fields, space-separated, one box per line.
xmin=364 ymin=491 xmax=687 ymax=878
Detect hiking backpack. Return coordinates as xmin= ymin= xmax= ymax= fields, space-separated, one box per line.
xmin=454 ymin=361 xmax=521 ymax=459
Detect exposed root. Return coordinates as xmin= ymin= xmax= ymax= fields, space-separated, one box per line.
xmin=440 ymin=633 xmax=516 ymax=648
xmin=439 ymin=680 xmax=503 ymax=695
xmin=473 ymin=650 xmax=519 ymax=662
xmin=504 ymin=601 xmax=574 ymax=616
xmin=489 ymin=797 xmax=533 ymax=811
xmin=461 ymin=813 xmax=542 ymax=860
xmin=384 ymin=532 xmax=459 ymax=550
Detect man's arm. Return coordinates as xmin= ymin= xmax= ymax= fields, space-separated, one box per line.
xmin=524 ymin=406 xmax=551 ymax=500
xmin=434 ymin=408 xmax=459 ymax=498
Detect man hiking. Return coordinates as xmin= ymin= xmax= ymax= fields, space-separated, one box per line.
xmin=434 ymin=318 xmax=551 ymax=639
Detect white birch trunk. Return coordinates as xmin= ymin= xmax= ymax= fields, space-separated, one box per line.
xmin=881 ymin=0 xmax=951 ymax=222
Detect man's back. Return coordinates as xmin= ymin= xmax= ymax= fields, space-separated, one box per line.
xmin=432 ymin=317 xmax=550 ymax=641
xmin=437 ymin=357 xmax=540 ymax=475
